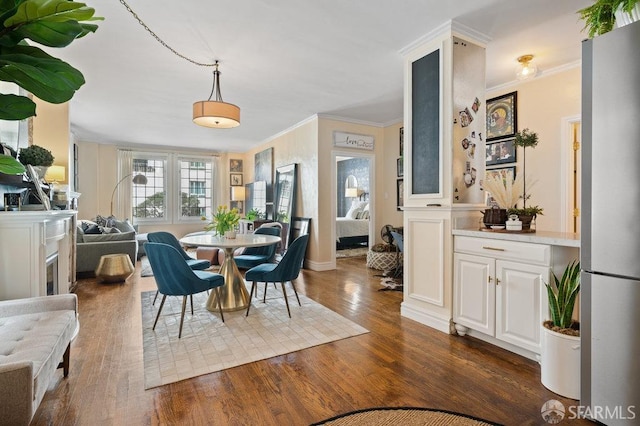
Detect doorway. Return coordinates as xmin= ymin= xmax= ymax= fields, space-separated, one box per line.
xmin=332 ymin=151 xmax=374 ymax=260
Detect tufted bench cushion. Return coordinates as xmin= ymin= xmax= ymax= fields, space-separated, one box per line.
xmin=0 ymin=294 xmax=77 ymax=426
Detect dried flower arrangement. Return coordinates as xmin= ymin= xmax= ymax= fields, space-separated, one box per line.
xmin=483 ymin=173 xmax=525 ymax=209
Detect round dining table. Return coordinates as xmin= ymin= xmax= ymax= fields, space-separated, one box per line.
xmin=179 ymin=233 xmax=281 ymax=312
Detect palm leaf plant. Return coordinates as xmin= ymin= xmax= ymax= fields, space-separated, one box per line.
xmin=545 ymin=260 xmax=581 ymax=331
xmin=0 ymin=0 xmax=101 ymax=175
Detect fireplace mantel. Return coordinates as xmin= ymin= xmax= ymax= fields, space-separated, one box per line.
xmin=0 ymin=210 xmax=76 ymax=300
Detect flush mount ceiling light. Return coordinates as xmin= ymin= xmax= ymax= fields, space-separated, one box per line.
xmin=193 ymin=61 xmax=240 ymax=128
xmin=119 ymin=0 xmax=240 ymax=129
xmin=516 ymin=54 xmax=538 ymax=80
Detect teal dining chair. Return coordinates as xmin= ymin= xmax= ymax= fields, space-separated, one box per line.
xmin=234 ymin=226 xmax=281 ymax=270
xmin=244 ymin=234 xmax=309 ymax=318
xmin=147 ymin=231 xmax=211 ymax=305
xmin=144 ymin=242 xmax=225 ymax=338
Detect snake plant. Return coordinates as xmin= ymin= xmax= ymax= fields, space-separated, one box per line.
xmin=545 ymin=260 xmax=581 ymax=329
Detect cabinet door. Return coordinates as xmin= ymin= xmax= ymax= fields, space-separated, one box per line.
xmin=495 ymin=260 xmax=549 ymax=353
xmin=454 ymin=253 xmax=495 ymax=335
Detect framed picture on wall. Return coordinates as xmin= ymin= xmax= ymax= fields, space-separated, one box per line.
xmin=397 ymin=178 xmax=404 ymax=211
xmin=230 ymin=159 xmax=243 ymax=173
xmin=486 ymin=91 xmax=517 ymax=141
xmin=230 ymin=173 xmax=243 ymax=186
xmin=399 ymin=127 xmax=404 ymax=155
xmin=486 ymin=138 xmax=517 ymax=166
xmin=397 ymin=157 xmax=403 ymax=177
xmin=485 ymin=166 xmax=516 ymax=183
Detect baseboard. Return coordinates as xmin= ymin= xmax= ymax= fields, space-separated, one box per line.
xmin=459 ymin=329 xmax=540 ymax=362
xmin=305 ymin=259 xmax=336 ymax=271
xmin=400 ymin=303 xmax=452 ymax=334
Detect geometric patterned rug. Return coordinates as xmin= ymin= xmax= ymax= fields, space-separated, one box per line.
xmin=141 ymin=289 xmax=369 ymax=389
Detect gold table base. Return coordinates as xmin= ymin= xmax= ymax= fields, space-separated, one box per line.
xmin=206 ymin=247 xmax=249 ymax=312
xmin=95 ymin=254 xmax=135 ymax=283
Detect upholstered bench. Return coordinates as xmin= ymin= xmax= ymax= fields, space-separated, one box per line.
xmin=0 ymin=294 xmax=78 ymax=426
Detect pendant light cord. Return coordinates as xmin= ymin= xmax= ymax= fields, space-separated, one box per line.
xmin=118 ymin=0 xmax=216 ymax=68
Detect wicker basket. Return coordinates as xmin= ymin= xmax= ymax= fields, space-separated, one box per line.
xmin=366 ymin=250 xmax=402 ymax=270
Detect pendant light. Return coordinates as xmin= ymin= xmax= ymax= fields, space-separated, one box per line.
xmin=516 ymin=54 xmax=538 ymax=81
xmin=193 ymin=61 xmax=240 ymax=128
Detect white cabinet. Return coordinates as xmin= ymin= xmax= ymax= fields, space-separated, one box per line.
xmin=453 ymin=235 xmax=575 ymax=358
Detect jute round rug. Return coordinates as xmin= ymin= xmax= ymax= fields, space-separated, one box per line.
xmin=311 ymin=407 xmax=501 ymax=426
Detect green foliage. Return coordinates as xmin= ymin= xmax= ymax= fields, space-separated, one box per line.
xmin=513 ymin=128 xmax=539 ymax=148
xmin=18 ymin=143 xmax=53 ymax=166
xmin=578 ymin=0 xmax=639 ymax=38
xmin=545 ymin=260 xmax=581 ymax=329
xmin=0 ymin=153 xmax=24 ymax=173
xmin=0 ymin=0 xmax=102 ymax=121
xmin=203 ymin=205 xmax=240 ymax=235
xmin=245 ymin=208 xmax=263 ymax=221
xmin=134 ymin=192 xmax=165 ymax=218
xmin=507 ymin=205 xmax=544 ymax=217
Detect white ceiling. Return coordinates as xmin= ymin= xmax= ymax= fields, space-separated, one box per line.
xmin=49 ymin=0 xmax=592 ymax=153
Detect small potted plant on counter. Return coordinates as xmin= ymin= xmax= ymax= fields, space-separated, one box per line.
xmin=540 ymin=260 xmax=581 ymax=400
xmin=507 ymin=205 xmax=544 ymax=231
xmin=481 ymin=173 xmax=524 ymax=228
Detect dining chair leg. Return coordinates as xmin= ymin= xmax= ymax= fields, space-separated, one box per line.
xmin=263 ymin=282 xmax=268 ymax=303
xmin=245 ymin=282 xmax=256 ymax=317
xmin=152 ymin=295 xmax=167 ymax=330
xmin=190 ymin=294 xmax=194 ymax=315
xmin=152 ymin=290 xmax=159 ymax=305
xmin=179 ymin=296 xmax=188 ymax=339
xmin=215 ymin=287 xmax=225 ymax=322
xmin=281 ymin=281 xmax=291 ymax=318
xmin=291 ymin=280 xmax=301 ymax=306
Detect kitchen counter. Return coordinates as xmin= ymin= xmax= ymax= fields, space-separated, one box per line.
xmin=452 ymin=228 xmax=580 ymax=248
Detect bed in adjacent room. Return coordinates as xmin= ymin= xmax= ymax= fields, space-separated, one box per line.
xmin=336 ymin=199 xmax=370 ymax=249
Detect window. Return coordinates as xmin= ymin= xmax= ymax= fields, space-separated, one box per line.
xmin=130 ymin=152 xmax=216 ymax=224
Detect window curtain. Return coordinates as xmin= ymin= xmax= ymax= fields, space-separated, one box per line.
xmin=114 ymin=150 xmax=134 ymax=219
xmin=212 ymin=155 xmax=224 ymax=211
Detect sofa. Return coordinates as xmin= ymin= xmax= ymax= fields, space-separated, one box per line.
xmin=0 ymin=294 xmax=78 ymax=426
xmin=76 ymin=218 xmax=138 ymax=275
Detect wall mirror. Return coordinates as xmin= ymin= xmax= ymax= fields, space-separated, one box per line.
xmin=274 ymin=163 xmax=298 ymax=248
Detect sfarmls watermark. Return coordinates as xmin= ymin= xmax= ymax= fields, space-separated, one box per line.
xmin=541 ymin=400 xmax=637 ymax=424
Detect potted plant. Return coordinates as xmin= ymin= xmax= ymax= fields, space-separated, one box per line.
xmin=481 ymin=173 xmax=524 ymax=228
xmin=245 ymin=208 xmax=263 ymax=221
xmin=507 ymin=205 xmax=544 ymax=230
xmin=203 ymin=205 xmax=240 ymax=237
xmin=540 ymin=260 xmax=581 ymax=399
xmin=0 ymin=0 xmax=101 ymax=175
xmin=578 ymin=0 xmax=640 ymax=38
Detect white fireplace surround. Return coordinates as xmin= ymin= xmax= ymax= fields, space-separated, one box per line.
xmin=0 ymin=211 xmax=76 ymax=300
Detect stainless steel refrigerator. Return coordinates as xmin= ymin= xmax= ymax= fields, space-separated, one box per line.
xmin=581 ymin=19 xmax=640 ymax=425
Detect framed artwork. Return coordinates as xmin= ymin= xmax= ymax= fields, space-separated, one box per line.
xmin=486 ymin=91 xmax=517 ymax=141
xmin=230 ymin=200 xmax=243 ymax=214
xmin=26 ymin=165 xmax=51 ymax=210
xmin=485 ymin=166 xmax=516 ymax=183
xmin=486 ymin=138 xmax=517 ymax=166
xmin=255 ymin=147 xmax=273 ymax=218
xmin=397 ymin=157 xmax=403 ymax=177
xmin=229 ymin=158 xmax=243 ymax=173
xmin=396 ymin=178 xmax=404 ymax=211
xmin=399 ymin=127 xmax=404 ymax=155
xmin=230 ymin=173 xmax=243 ymax=186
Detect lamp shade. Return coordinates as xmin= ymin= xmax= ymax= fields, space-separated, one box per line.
xmin=231 ymin=186 xmax=245 ymax=202
xmin=45 ymin=165 xmax=66 ymax=182
xmin=345 ymin=187 xmax=358 ymax=198
xmin=193 ymin=101 xmax=240 ymax=128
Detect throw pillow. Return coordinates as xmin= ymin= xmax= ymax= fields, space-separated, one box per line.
xmin=113 ymin=218 xmax=136 ymax=234
xmin=76 ymin=225 xmax=85 ymax=243
xmin=83 ymin=224 xmax=102 ymax=234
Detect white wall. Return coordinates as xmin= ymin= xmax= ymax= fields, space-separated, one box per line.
xmin=487 ymin=66 xmax=581 ymax=232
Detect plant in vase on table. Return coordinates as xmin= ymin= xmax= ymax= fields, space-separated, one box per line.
xmin=203 ymin=205 xmax=240 ymax=238
xmin=482 ymin=172 xmax=524 ymax=228
xmin=541 ymin=260 xmax=581 ymax=399
xmin=17 ymin=145 xmax=54 ymax=179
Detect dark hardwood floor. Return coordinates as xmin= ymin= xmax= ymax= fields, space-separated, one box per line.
xmin=32 ymin=255 xmax=589 ymax=425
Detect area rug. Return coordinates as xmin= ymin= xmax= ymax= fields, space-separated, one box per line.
xmin=140 ymin=256 xmax=153 ymax=277
xmin=141 ymin=289 xmax=369 ymax=389
xmin=336 ymin=247 xmax=368 ymax=258
xmin=311 ymin=407 xmax=502 ymax=426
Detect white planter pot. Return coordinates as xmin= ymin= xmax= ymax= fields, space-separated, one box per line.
xmin=615 ymin=4 xmax=640 ymax=28
xmin=540 ymin=325 xmax=580 ymax=400
xmin=224 ymin=230 xmax=237 ymax=239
